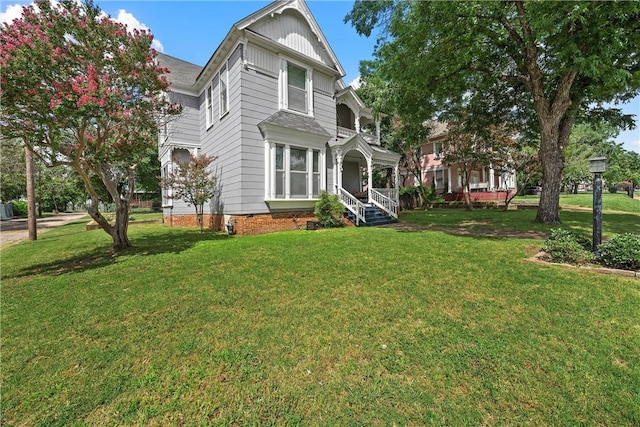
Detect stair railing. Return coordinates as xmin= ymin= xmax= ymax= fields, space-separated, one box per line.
xmin=370 ymin=188 xmax=399 ymax=219
xmin=338 ymin=187 xmax=366 ymax=225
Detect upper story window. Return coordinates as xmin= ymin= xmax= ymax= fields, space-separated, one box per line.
xmin=433 ymin=141 xmax=443 ymax=159
xmin=280 ymin=59 xmax=313 ymax=116
xmin=205 ymin=83 xmax=213 ymax=127
xmin=287 ymin=63 xmax=307 ymax=113
xmin=219 ymin=64 xmax=228 ymax=117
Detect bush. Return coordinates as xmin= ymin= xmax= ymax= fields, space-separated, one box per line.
xmin=314 ymin=191 xmax=344 ymax=228
xmin=598 ymin=233 xmax=640 ymax=271
xmin=542 ymin=229 xmax=593 ymax=265
xmin=11 ymin=200 xmax=27 ymax=217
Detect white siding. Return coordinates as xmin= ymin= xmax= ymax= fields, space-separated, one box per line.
xmin=245 ymin=43 xmax=279 ymax=75
xmin=248 ymin=10 xmax=332 ymax=68
xmin=313 ymin=71 xmax=333 ymax=95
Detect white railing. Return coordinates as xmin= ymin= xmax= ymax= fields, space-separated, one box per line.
xmin=469 ymin=182 xmax=490 ymax=190
xmin=337 ymin=126 xmax=379 ymax=145
xmin=374 ymin=188 xmax=398 ymax=203
xmin=370 ymin=188 xmax=398 ymax=219
xmin=339 ymin=187 xmax=366 ymax=225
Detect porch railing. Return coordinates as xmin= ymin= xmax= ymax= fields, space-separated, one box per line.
xmin=338 ymin=187 xmax=366 ymax=225
xmin=337 ymin=126 xmax=378 ymax=145
xmin=370 ymin=188 xmax=398 ymax=219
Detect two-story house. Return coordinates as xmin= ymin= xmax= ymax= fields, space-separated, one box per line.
xmin=158 ymin=0 xmax=401 ymax=234
xmin=419 ymin=122 xmax=517 ymax=202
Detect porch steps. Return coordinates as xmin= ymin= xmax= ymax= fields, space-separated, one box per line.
xmin=344 ymin=205 xmax=396 ymax=227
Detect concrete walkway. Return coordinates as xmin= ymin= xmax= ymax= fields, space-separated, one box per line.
xmin=0 ymin=212 xmax=89 ymax=247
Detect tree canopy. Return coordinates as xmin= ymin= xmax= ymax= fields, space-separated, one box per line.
xmin=0 ymin=0 xmax=180 ymax=249
xmin=346 ymin=0 xmax=640 ymax=223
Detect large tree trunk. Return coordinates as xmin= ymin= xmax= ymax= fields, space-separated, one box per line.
xmin=535 ymin=124 xmax=563 ymax=223
xmin=112 ymin=199 xmax=131 ymax=249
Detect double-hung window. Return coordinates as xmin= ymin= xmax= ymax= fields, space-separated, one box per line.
xmin=281 ymin=60 xmax=312 ymax=115
xmin=219 ymin=64 xmax=228 ymax=116
xmin=287 ymin=63 xmax=307 ymax=113
xmin=434 ymin=142 xmax=443 ymax=159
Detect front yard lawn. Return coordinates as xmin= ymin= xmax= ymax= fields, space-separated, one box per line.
xmin=2 ymin=220 xmax=639 ymax=425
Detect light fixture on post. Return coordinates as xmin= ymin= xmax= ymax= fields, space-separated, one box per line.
xmin=589 ymin=156 xmax=607 ymax=256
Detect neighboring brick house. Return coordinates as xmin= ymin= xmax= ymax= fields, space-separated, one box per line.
xmin=158 ymin=0 xmax=400 ymax=234
xmin=414 ymin=121 xmax=517 ymax=202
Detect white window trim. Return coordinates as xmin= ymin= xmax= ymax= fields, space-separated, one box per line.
xmin=205 ymin=83 xmax=214 ymax=129
xmin=279 ymin=58 xmax=313 ymax=116
xmin=219 ymin=62 xmax=228 ymax=118
xmin=265 ymin=141 xmax=325 ymax=200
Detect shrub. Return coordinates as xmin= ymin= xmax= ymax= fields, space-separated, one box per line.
xmin=314 ymin=191 xmax=344 ymax=228
xmin=11 ymin=200 xmax=27 ymax=217
xmin=542 ymin=229 xmax=593 ymax=265
xmin=598 ymin=233 xmax=640 ymax=271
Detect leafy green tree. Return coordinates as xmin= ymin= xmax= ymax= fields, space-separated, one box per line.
xmin=160 ymin=154 xmax=218 ymax=233
xmin=0 ymin=0 xmax=180 ymax=249
xmin=346 ymin=0 xmax=640 ymax=223
xmin=35 ymin=164 xmax=86 ymax=214
xmin=0 ymin=139 xmax=26 ymax=201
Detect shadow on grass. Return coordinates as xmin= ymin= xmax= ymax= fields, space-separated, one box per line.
xmin=4 ymin=227 xmax=231 ymax=279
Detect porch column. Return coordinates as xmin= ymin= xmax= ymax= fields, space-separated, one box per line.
xmin=264 ymin=140 xmax=271 ymax=199
xmin=447 ymin=167 xmax=453 ymax=193
xmin=489 ymin=164 xmax=495 ymax=191
xmin=367 ymin=157 xmax=373 ymax=202
xmin=355 ymin=115 xmax=361 ymax=133
xmin=335 ymin=151 xmax=343 ymax=192
xmin=394 ymin=164 xmax=400 ymax=205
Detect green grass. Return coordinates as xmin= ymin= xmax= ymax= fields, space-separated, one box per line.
xmin=517 ymin=192 xmax=640 ymax=213
xmin=2 ymin=220 xmax=639 ymax=425
xmin=402 ymin=193 xmax=640 ymax=237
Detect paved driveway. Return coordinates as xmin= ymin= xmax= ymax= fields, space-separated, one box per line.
xmin=0 ymin=212 xmax=89 ymax=247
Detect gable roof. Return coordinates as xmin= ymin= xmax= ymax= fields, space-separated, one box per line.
xmin=235 ymin=0 xmax=344 ymax=76
xmin=156 ymin=53 xmax=202 ymax=90
xmin=194 ymin=0 xmax=344 ymax=88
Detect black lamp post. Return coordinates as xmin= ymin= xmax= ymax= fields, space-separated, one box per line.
xmin=589 ymin=156 xmax=607 ymax=256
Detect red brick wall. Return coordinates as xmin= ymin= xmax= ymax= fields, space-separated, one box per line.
xmin=164 ymin=211 xmax=325 ymax=235
xmin=230 ymin=211 xmax=317 ymax=235
xmin=163 ymin=214 xmax=225 ymax=231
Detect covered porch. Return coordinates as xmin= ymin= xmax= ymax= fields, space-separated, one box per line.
xmin=330 ymin=134 xmax=401 ymax=226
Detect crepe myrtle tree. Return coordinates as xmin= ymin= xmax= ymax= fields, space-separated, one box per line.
xmin=0 ymin=0 xmax=181 ymax=249
xmin=160 ymin=154 xmax=219 ymax=233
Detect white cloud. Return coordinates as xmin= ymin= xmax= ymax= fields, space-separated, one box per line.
xmin=114 ymin=9 xmax=164 ymax=52
xmin=1 ymin=3 xmax=164 ymax=52
xmin=0 ymin=3 xmax=27 ymax=25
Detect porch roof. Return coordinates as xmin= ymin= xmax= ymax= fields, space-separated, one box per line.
xmin=330 ymin=134 xmax=400 ymax=167
xmin=258 ymin=110 xmax=330 ymax=137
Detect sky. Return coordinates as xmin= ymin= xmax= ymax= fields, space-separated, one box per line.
xmin=1 ymin=0 xmax=639 ymax=154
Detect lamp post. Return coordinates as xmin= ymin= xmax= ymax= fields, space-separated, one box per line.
xmin=590 ymin=156 xmax=607 ymax=256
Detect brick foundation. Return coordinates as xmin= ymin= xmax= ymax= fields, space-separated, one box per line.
xmin=230 ymin=211 xmax=317 ymax=235
xmin=164 ymin=211 xmax=322 ymax=235
xmin=163 ymin=214 xmax=226 ymax=231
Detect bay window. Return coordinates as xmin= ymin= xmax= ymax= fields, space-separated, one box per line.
xmin=269 ymin=143 xmax=324 ymax=200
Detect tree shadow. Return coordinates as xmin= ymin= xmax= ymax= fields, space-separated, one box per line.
xmin=4 ymin=228 xmax=231 ymax=279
